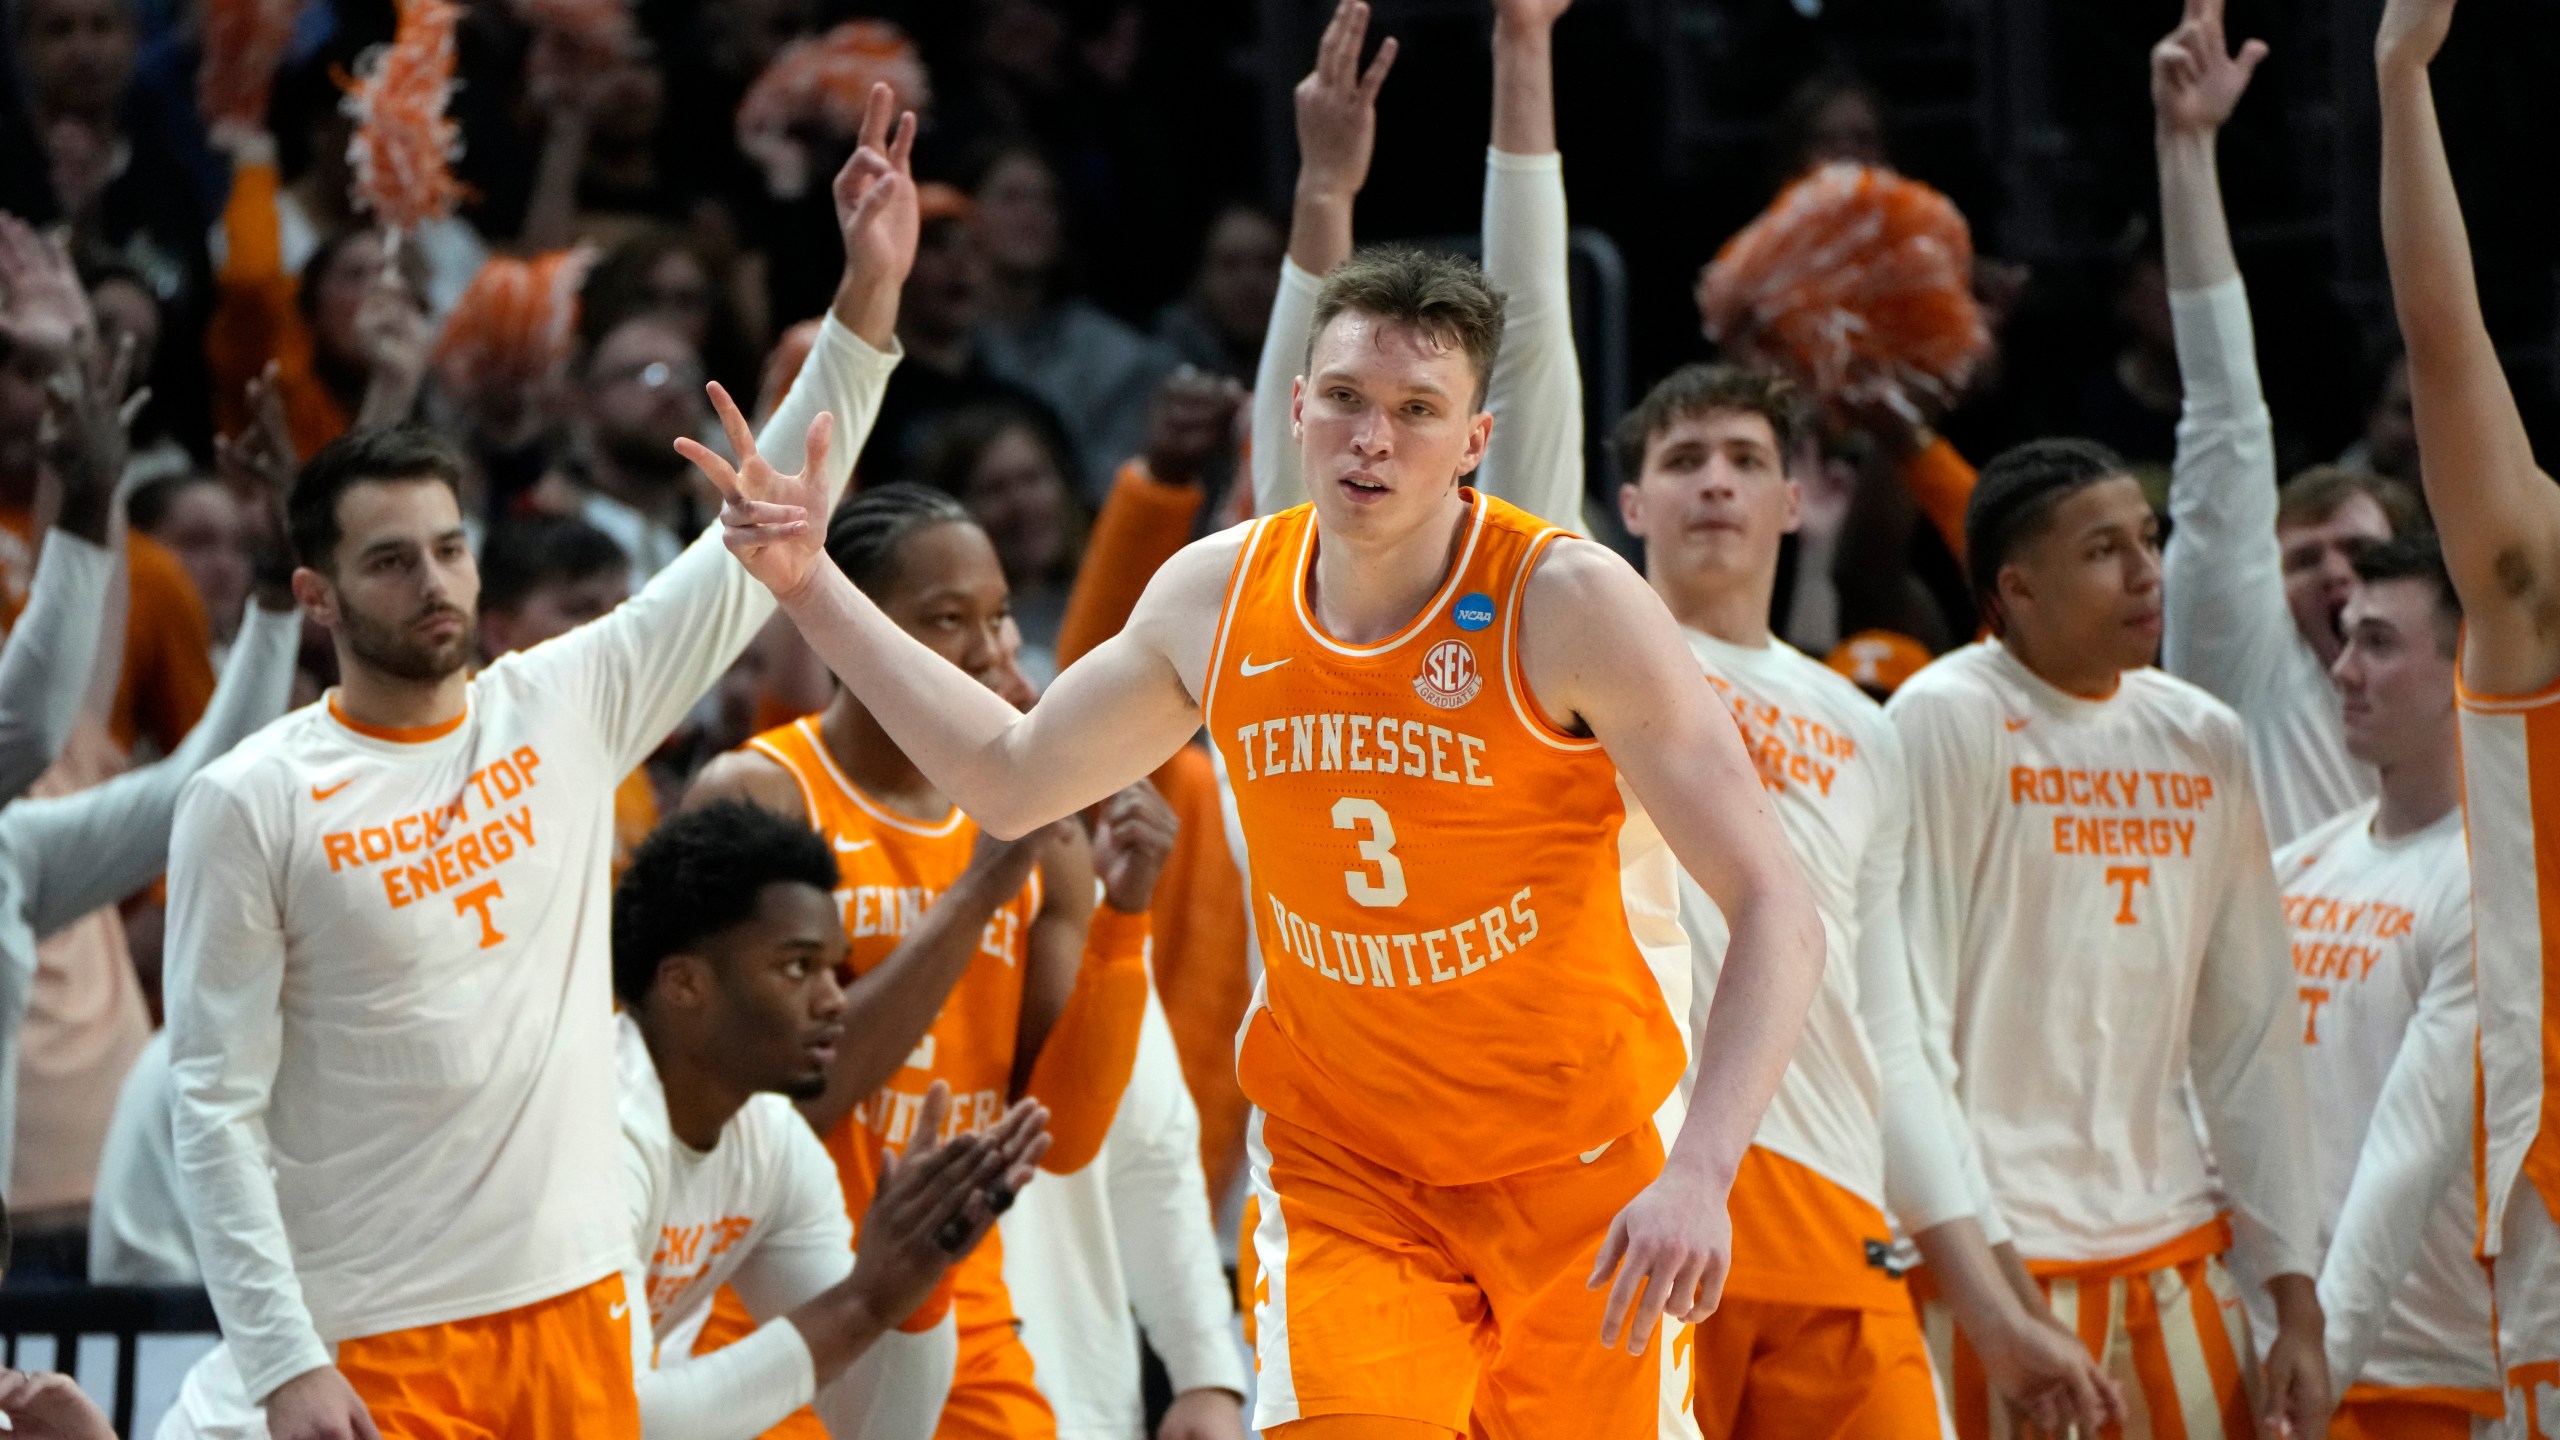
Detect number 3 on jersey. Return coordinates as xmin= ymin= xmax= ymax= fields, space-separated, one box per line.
xmin=1332 ymin=797 xmax=1406 ymax=908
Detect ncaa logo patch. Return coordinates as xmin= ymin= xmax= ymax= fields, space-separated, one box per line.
xmin=1414 ymin=639 xmax=1482 ymax=710
xmin=1452 ymin=592 xmax=1495 ymax=631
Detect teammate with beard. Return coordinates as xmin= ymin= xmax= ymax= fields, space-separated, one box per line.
xmin=161 ymin=87 xmax=921 ymax=1440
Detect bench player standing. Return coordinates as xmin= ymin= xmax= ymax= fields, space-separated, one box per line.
xmin=685 ymin=245 xmax=1824 ymax=1439
xmin=1889 ymin=440 xmax=2328 ymax=1439
xmin=2376 ymin=0 xmax=2560 ymax=1428
xmin=162 ymin=86 xmax=922 ymax=1440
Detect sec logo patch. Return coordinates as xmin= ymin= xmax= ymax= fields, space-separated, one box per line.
xmin=1414 ymin=638 xmax=1482 ymax=710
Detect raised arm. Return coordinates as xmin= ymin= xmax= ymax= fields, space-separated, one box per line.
xmin=526 ymin=88 xmax=919 ymax=770
xmin=1518 ymin=542 xmax=1823 ymax=1354
xmin=1252 ymin=0 xmax=1396 ymax=516
xmin=2152 ymin=0 xmax=2302 ymax=714
xmin=1016 ymin=785 xmax=1167 ymax=1173
xmin=1477 ymin=0 xmax=1586 ymax=531
xmin=2378 ymin=0 xmax=2560 ymax=693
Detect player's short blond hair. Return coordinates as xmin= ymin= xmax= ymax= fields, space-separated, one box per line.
xmin=1308 ymin=247 xmax=1507 ymax=410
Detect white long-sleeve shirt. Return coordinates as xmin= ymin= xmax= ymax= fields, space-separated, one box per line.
xmin=163 ymin=316 xmax=896 ymax=1403
xmin=0 ymin=531 xmax=114 ymax=804
xmin=1003 ymin=988 xmax=1248 ymax=1440
xmin=1676 ymin=630 xmax=2000 ymax=1241
xmin=2161 ymin=279 xmax=2373 ymax=847
xmin=1888 ymin=642 xmax=2317 ymax=1280
xmin=158 ymin=1011 xmax=956 ymax=1440
xmin=1251 ymin=148 xmax=1585 ymax=531
xmin=0 ymin=600 xmax=297 ymax=1194
xmin=91 ymin=1030 xmax=198 ymax=1284
xmin=2279 ymin=803 xmax=2498 ymax=1400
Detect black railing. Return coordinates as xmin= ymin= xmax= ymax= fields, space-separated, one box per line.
xmin=0 ymin=1285 xmax=218 ymax=1437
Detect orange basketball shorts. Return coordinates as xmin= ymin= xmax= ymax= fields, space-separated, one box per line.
xmin=2330 ymin=1391 xmax=2485 ymax=1440
xmin=1917 ymin=1224 xmax=2256 ymax=1440
xmin=1245 ymin=1109 xmax=1698 ymax=1439
xmin=2495 ymin=1183 xmax=2560 ymax=1440
xmin=1690 ymin=1295 xmax=1945 ymax=1440
xmin=933 ymin=1236 xmax=1057 ymax=1440
xmin=334 ymin=1272 xmax=639 ymax=1440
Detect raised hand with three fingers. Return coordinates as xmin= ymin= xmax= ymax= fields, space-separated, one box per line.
xmin=680 ymin=381 xmax=835 ymax=599
xmin=2152 ymin=0 xmax=2268 ymax=137
xmin=828 ymin=81 xmax=923 ymax=348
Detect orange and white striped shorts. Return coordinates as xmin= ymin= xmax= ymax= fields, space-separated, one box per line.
xmin=2495 ymin=1184 xmax=2560 ymax=1440
xmin=1916 ymin=1222 xmax=2257 ymax=1440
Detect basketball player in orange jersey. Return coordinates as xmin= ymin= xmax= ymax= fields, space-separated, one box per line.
xmin=683 ymin=247 xmax=1825 ymax=1440
xmin=161 ymin=88 xmax=921 ymax=1440
xmin=2377 ymin=0 xmax=2560 ymax=1430
xmin=686 ymin=484 xmax=1171 ymax=1440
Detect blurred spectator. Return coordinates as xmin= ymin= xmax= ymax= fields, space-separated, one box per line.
xmin=128 ymin=474 xmax=253 ymax=653
xmin=2337 ymin=349 xmax=2419 ymax=485
xmin=83 ymin=259 xmax=190 ymax=486
xmin=1774 ymin=67 xmax=1890 ymax=184
xmin=970 ymin=143 xmax=1177 ymax=504
xmin=1153 ymin=202 xmax=1283 ymax=383
xmin=1 ymin=0 xmax=215 ymax=452
xmin=918 ymin=399 xmax=1085 ymax=685
xmin=580 ymin=226 xmax=761 ymax=400
xmin=2054 ymin=238 xmax=2180 ymax=480
xmin=517 ymin=27 xmax=691 ymax=250
xmin=869 ymin=183 xmax=1075 ymax=483
xmin=551 ymin=313 xmax=713 ymax=576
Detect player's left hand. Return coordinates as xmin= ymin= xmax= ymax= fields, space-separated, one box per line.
xmin=829 ymin=82 xmax=920 ymax=342
xmin=1155 ymin=1387 xmax=1248 ymax=1440
xmin=1589 ymin=1158 xmax=1731 ymax=1355
xmin=0 ymin=1366 xmax=116 ymax=1440
xmin=682 ymin=380 xmax=835 ymax=600
xmin=2259 ymin=1275 xmax=2333 ymax=1439
xmin=1092 ymin=780 xmax=1178 ymax=913
xmin=856 ymin=1083 xmax=1052 ymax=1323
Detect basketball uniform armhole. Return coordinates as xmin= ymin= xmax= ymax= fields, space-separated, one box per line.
xmin=1199 ymin=515 xmax=1273 ymax=724
xmin=1498 ymin=530 xmax=1604 ymax=752
xmin=745 ymin=728 xmax=824 ymax=826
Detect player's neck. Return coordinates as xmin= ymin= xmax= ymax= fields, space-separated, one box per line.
xmin=2372 ymin=741 xmax=2460 ymax=840
xmin=1998 ymin=628 xmax=2124 ymax=701
xmin=333 ymin=654 xmax=471 ymax=733
xmin=820 ymin=694 xmax=949 ymax=821
xmin=1650 ymin=561 xmax=1774 ymax=650
xmin=634 ymin=1014 xmax=748 ymax=1152
xmin=1306 ymin=494 xmax=1471 ymax=646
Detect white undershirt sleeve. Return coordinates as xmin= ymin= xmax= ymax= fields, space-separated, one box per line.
xmin=1885 ymin=686 xmax=2003 ymax=1186
xmin=1476 ymin=149 xmax=1586 ymax=533
xmin=1112 ymin=994 xmax=1251 ymax=1399
xmin=0 ymin=531 xmax=112 ymax=804
xmin=1857 ymin=722 xmax=2006 ymax=1242
xmin=1250 ymin=259 xmax=1322 ymax=518
xmin=2316 ymin=889 xmax=2476 ymax=1386
xmin=2187 ymin=756 xmax=2321 ymax=1283
xmin=167 ymin=779 xmax=327 ymax=1401
xmin=2161 ymin=279 xmax=2291 ymax=711
xmin=517 ymin=316 xmax=900 ymax=773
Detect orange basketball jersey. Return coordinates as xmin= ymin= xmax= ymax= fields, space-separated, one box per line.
xmin=1204 ymin=490 xmax=1692 ymax=1186
xmin=744 ymin=717 xmax=1044 ymax=1207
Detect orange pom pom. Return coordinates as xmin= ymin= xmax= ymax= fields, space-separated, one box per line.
xmin=1698 ymin=163 xmax=1989 ymax=426
xmin=736 ymin=20 xmax=931 ymax=143
xmin=432 ymin=248 xmax=596 ymax=399
xmin=200 ymin=0 xmax=299 ymax=129
xmin=343 ymin=0 xmax=468 ymax=230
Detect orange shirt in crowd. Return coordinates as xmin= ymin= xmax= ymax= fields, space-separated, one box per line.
xmin=205 ymin=160 xmax=351 ymax=461
xmin=0 ymin=512 xmax=213 ymax=757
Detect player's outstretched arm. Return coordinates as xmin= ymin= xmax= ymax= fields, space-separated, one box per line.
xmin=1478 ymin=0 xmax=1588 ymax=530
xmin=1516 ymin=542 xmax=1823 ymax=1355
xmin=685 ymin=386 xmax=1223 ymax=837
xmin=1253 ymin=0 xmax=1396 ymax=514
xmin=2379 ymin=0 xmax=2560 ymax=694
xmin=1015 ymin=784 xmax=1169 ymax=1172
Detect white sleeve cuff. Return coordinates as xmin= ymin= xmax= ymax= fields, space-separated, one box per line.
xmin=637 ymin=1315 xmax=816 ymax=1440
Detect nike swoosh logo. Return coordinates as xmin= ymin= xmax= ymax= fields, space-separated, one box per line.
xmin=1239 ymin=655 xmax=1291 ymax=677
xmin=609 ymin=1301 xmax=629 ymax=1320
xmin=834 ymin=837 xmax=876 ymax=854
xmin=2003 ymin=716 xmax=2030 ymax=732
xmin=310 ymin=780 xmax=353 ymax=802
xmin=1579 ymin=1142 xmax=1612 ymax=1164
